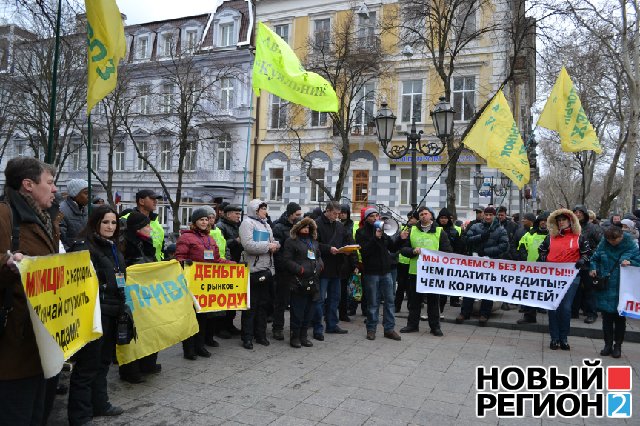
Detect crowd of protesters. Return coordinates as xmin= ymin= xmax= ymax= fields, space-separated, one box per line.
xmin=2 ymin=157 xmax=640 ymax=425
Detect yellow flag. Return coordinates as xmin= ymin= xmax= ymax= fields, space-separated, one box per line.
xmin=252 ymin=22 xmax=339 ymax=112
xmin=85 ymin=0 xmax=126 ymax=114
xmin=462 ymin=90 xmax=530 ymax=189
xmin=537 ymin=67 xmax=602 ymax=154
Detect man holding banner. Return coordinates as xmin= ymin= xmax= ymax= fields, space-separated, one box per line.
xmin=0 ymin=157 xmax=60 ymax=426
xmin=397 ymin=207 xmax=452 ymax=336
xmin=456 ymin=207 xmax=509 ymax=326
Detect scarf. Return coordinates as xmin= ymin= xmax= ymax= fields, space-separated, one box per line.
xmin=19 ymin=191 xmax=53 ymax=241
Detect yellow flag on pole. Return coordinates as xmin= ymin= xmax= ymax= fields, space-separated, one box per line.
xmin=252 ymin=22 xmax=339 ymax=112
xmin=85 ymin=0 xmax=126 ymax=114
xmin=462 ymin=90 xmax=530 ymax=189
xmin=537 ymin=67 xmax=602 ymax=154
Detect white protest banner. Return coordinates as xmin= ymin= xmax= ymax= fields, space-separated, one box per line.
xmin=618 ymin=266 xmax=640 ymax=319
xmin=417 ymin=249 xmax=579 ymax=310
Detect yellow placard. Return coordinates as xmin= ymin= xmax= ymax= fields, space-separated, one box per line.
xmin=184 ymin=262 xmax=250 ymax=312
xmin=116 ymin=260 xmax=198 ymax=365
xmin=18 ymin=251 xmax=102 ymax=364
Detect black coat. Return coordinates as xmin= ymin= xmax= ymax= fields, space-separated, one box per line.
xmin=465 ymin=219 xmax=509 ymax=259
xmin=281 ymin=236 xmax=323 ymax=295
xmin=315 ymin=214 xmax=353 ymax=278
xmin=355 ymin=222 xmax=395 ymax=275
xmin=272 ymin=213 xmax=294 ymax=271
xmin=217 ymin=217 xmax=242 ymax=262
xmin=124 ymin=231 xmax=156 ymax=266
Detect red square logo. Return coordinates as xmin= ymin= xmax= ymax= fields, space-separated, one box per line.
xmin=607 ymin=366 xmax=632 ymax=391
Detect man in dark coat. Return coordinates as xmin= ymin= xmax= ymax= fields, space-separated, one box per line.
xmin=572 ymin=204 xmax=603 ymax=324
xmin=59 ymin=178 xmax=89 ymax=251
xmin=216 ymin=204 xmax=244 ymax=336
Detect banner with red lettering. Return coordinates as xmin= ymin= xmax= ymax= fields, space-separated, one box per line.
xmin=618 ymin=266 xmax=640 ymax=319
xmin=184 ymin=262 xmax=249 ymax=312
xmin=417 ymin=249 xmax=579 ymax=310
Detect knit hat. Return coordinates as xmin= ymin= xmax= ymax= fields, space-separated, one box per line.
xmin=474 ymin=206 xmax=484 ymax=213
xmin=286 ymin=202 xmax=302 ymax=217
xmin=523 ymin=213 xmax=536 ymax=223
xmin=621 ymin=219 xmax=636 ymax=229
xmin=67 ymin=179 xmax=88 ymax=197
xmin=364 ymin=207 xmax=378 ymax=219
xmin=127 ymin=212 xmax=150 ymax=231
xmin=484 ymin=207 xmax=496 ymax=215
xmin=191 ymin=206 xmax=214 ymax=223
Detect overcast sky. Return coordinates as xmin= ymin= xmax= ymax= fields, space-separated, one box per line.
xmin=119 ymin=0 xmax=224 ymax=25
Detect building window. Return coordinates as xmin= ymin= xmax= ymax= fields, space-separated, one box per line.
xmin=456 ymin=167 xmax=471 ymax=207
xmin=139 ymin=85 xmax=150 ymax=114
xmin=136 ymin=36 xmax=149 ymax=59
xmin=180 ymin=206 xmax=193 ymax=227
xmin=185 ymin=29 xmax=198 ymax=51
xmin=219 ymin=23 xmax=234 ymax=47
xmin=309 ymin=167 xmax=325 ymax=202
xmin=16 ymin=143 xmax=26 ymax=157
xmin=454 ymin=0 xmax=477 ymax=42
xmin=162 ymin=84 xmax=174 ymax=114
xmin=161 ymin=33 xmax=174 ymax=57
xmin=71 ymin=144 xmax=82 ymax=171
xmin=453 ymin=76 xmax=475 ymax=121
xmin=156 ymin=205 xmax=168 ymax=226
xmin=353 ymin=169 xmax=369 ymax=210
xmin=220 ymin=78 xmax=234 ymax=111
xmin=137 ymin=141 xmax=148 ymax=171
xmin=270 ymin=95 xmax=287 ymax=129
xmin=274 ymin=24 xmax=289 ymax=45
xmin=91 ymin=142 xmax=100 ymax=170
xmin=313 ymin=18 xmax=330 ymax=51
xmin=357 ymin=11 xmax=376 ymax=48
xmin=269 ymin=168 xmax=284 ymax=201
xmin=400 ymin=168 xmax=411 ymax=205
xmin=114 ymin=143 xmax=125 ymax=171
xmin=311 ymin=110 xmax=327 ymax=127
xmin=353 ymin=82 xmax=375 ymax=134
xmin=184 ymin=141 xmax=196 ymax=171
xmin=217 ymin=136 xmax=231 ymax=171
xmin=401 ymin=79 xmax=423 ymax=122
xmin=160 ymin=141 xmax=172 ymax=171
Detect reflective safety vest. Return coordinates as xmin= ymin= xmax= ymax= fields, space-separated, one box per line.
xmin=518 ymin=232 xmax=547 ymax=262
xmin=398 ymin=225 xmax=411 ymax=265
xmin=454 ymin=225 xmax=462 ymax=236
xmin=352 ymin=220 xmax=362 ymax=263
xmin=210 ymin=227 xmax=226 ymax=260
xmin=409 ymin=226 xmax=442 ymax=275
xmin=121 ymin=212 xmax=165 ymax=261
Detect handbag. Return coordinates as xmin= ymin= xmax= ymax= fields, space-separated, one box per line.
xmin=592 ymin=254 xmax=623 ymax=292
xmin=294 ymin=275 xmax=317 ymax=294
xmin=348 ymin=272 xmax=362 ymax=302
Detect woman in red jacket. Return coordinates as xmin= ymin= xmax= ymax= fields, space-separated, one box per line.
xmin=175 ymin=207 xmax=233 ymax=360
xmin=538 ymin=209 xmax=591 ymax=351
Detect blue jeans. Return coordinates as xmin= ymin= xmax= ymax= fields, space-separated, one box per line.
xmin=548 ymin=275 xmax=580 ymax=342
xmin=313 ymin=277 xmax=341 ymax=334
xmin=363 ymin=273 xmax=395 ymax=332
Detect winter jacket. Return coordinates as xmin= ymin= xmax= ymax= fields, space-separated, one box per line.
xmin=281 ymin=218 xmax=323 ymax=295
xmin=591 ymin=233 xmax=640 ymax=313
xmin=315 ymin=212 xmax=354 ymax=278
xmin=399 ymin=220 xmax=453 ymax=275
xmin=355 ymin=221 xmax=395 ymax=275
xmin=59 ymin=196 xmax=88 ymax=251
xmin=217 ymin=216 xmax=242 ymax=262
xmin=175 ymin=229 xmax=234 ymax=264
xmin=538 ymin=209 xmax=590 ymax=264
xmin=339 ymin=216 xmax=358 ymax=278
xmin=436 ymin=208 xmax=464 ymax=254
xmin=123 ymin=231 xmax=157 ymax=267
xmin=465 ymin=219 xmax=509 ymax=259
xmin=239 ymin=199 xmax=275 ymax=274
xmin=573 ymin=205 xmax=602 ymax=266
xmin=0 ymin=189 xmax=60 ymax=381
xmin=272 ymin=212 xmax=295 ymax=272
xmin=510 ymin=224 xmax=530 ymax=260
xmin=121 ymin=208 xmax=165 ymax=261
xmin=498 ymin=218 xmax=517 ymax=259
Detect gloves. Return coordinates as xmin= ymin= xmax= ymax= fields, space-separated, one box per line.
xmin=183 ymin=259 xmax=193 ymax=266
xmin=481 ymin=231 xmax=490 ymax=242
xmin=299 ymin=266 xmax=305 ymax=276
xmin=575 ymin=259 xmax=586 ymax=269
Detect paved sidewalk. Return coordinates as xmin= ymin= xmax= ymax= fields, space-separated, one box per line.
xmin=49 ymin=308 xmax=639 ymax=425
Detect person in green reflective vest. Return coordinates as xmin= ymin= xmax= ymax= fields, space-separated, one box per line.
xmin=395 ymin=212 xmax=418 ymax=313
xmin=120 ymin=189 xmax=165 ymax=262
xmin=397 ymin=207 xmax=452 ymax=336
xmin=516 ymin=212 xmax=549 ymax=324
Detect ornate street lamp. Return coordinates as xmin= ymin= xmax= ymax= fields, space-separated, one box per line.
xmin=473 ymin=172 xmax=511 ymax=206
xmin=375 ymin=98 xmax=454 ymax=211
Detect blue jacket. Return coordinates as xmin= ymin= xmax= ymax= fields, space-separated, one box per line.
xmin=465 ymin=219 xmax=509 ymax=259
xmin=590 ymin=233 xmax=640 ymax=313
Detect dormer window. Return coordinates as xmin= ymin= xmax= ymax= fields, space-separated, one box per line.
xmin=185 ymin=29 xmax=198 ymax=51
xmin=220 ymin=23 xmax=235 ymax=47
xmin=161 ymin=33 xmax=175 ymax=57
xmin=213 ymin=9 xmax=241 ymax=48
xmin=136 ymin=36 xmax=149 ymax=59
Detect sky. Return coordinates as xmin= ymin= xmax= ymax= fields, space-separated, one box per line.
xmin=118 ymin=0 xmax=224 ymax=25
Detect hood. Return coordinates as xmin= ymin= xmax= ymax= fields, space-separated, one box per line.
xmin=340 ymin=204 xmax=351 ymax=216
xmin=436 ymin=207 xmax=453 ymax=227
xmin=548 ymin=208 xmax=581 ymax=237
xmin=247 ymin=199 xmax=266 ymax=218
xmin=290 ymin=217 xmax=318 ymax=239
xmin=623 ymin=213 xmax=637 ymax=221
xmin=573 ymin=204 xmax=589 ymax=222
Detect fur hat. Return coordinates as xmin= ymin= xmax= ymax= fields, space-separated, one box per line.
xmin=67 ymin=179 xmax=88 ymax=197
xmin=547 ymin=208 xmax=581 ymax=237
xmin=290 ymin=217 xmax=318 ymax=239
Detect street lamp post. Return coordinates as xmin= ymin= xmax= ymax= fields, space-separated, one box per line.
xmin=375 ymin=97 xmax=455 ymax=212
xmin=473 ymin=172 xmax=512 ymax=206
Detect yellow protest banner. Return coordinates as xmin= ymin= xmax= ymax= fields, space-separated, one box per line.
xmin=462 ymin=90 xmax=530 ymax=189
xmin=537 ymin=67 xmax=602 ymax=154
xmin=184 ymin=262 xmax=249 ymax=312
xmin=252 ymin=22 xmax=339 ymax=112
xmin=116 ymin=260 xmax=198 ymax=365
xmin=18 ymin=251 xmax=102 ymax=377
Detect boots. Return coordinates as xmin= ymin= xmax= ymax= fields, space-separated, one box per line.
xmin=612 ymin=343 xmax=622 ymax=358
xmin=182 ymin=339 xmax=196 ymax=360
xmin=600 ymin=328 xmax=613 ymax=356
xmin=290 ymin=331 xmax=301 ymax=348
xmin=300 ymin=328 xmax=313 ymax=347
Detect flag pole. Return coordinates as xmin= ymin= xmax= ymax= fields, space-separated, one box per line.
xmin=46 ymin=0 xmax=63 ymax=164
xmin=87 ymin=114 xmax=93 ymax=215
